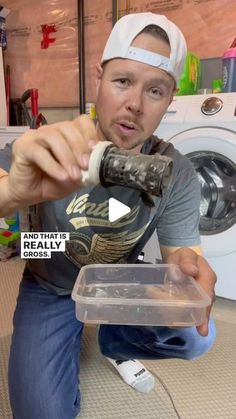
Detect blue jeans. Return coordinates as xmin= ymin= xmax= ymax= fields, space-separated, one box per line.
xmin=9 ymin=269 xmax=216 ymax=419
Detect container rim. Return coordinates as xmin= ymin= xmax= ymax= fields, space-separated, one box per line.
xmin=71 ymin=292 xmax=211 ymax=308
xmin=71 ymin=263 xmax=211 ymax=307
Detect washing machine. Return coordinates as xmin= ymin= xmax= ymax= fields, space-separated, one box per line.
xmin=0 ymin=126 xmax=29 ymax=149
xmin=150 ymin=92 xmax=236 ymax=300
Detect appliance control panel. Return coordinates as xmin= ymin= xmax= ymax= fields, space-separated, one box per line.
xmin=161 ymin=93 xmax=236 ymax=124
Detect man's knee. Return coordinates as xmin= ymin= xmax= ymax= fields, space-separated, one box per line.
xmin=184 ymin=319 xmax=216 ymax=360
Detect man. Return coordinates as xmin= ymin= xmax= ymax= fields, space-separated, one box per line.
xmin=0 ymin=12 xmax=216 ymax=419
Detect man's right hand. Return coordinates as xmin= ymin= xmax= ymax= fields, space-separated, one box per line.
xmin=1 ymin=115 xmax=99 ymax=213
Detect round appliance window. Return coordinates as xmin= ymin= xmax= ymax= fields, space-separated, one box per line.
xmin=187 ymin=151 xmax=236 ymax=235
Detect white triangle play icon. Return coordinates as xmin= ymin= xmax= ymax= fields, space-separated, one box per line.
xmin=108 ymin=198 xmax=131 ymax=222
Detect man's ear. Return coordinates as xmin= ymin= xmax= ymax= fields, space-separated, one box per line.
xmin=95 ymin=63 xmax=103 ymax=94
xmin=169 ymin=88 xmax=177 ymax=105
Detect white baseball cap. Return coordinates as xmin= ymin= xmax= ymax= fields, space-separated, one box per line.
xmin=101 ymin=13 xmax=187 ymax=84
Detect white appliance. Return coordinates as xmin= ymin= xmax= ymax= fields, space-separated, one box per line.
xmin=0 ymin=126 xmax=29 ymax=149
xmin=148 ymin=93 xmax=236 ymax=300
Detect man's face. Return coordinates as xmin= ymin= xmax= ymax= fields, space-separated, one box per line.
xmin=95 ymin=32 xmax=176 ymax=152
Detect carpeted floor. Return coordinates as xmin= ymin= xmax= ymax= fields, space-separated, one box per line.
xmin=1 ymin=259 xmax=236 ymax=419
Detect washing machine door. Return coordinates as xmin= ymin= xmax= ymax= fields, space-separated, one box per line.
xmin=168 ymin=126 xmax=236 ymax=258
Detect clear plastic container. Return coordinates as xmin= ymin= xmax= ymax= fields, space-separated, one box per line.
xmin=72 ymin=264 xmax=211 ymax=326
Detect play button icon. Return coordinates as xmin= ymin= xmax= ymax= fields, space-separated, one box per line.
xmin=108 ymin=198 xmax=131 ymax=222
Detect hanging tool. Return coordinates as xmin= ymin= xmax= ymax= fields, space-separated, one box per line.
xmin=20 ymin=88 xmax=47 ymax=129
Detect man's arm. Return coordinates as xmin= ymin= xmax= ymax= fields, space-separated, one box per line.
xmin=0 ymin=168 xmax=8 ymax=177
xmin=0 ymin=116 xmax=99 ymax=218
xmin=0 ymin=168 xmax=17 ymax=216
xmin=160 ymin=244 xmax=202 ymax=261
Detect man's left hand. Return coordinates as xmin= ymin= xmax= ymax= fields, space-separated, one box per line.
xmin=166 ymin=247 xmax=216 ymax=337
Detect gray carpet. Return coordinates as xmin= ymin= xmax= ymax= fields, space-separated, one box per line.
xmin=1 ymin=259 xmax=236 ymax=418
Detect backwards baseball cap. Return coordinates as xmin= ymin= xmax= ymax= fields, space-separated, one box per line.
xmin=101 ymin=13 xmax=187 ymax=84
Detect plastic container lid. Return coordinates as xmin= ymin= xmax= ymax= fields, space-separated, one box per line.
xmin=72 ymin=264 xmax=211 ymax=326
xmin=223 ymin=48 xmax=236 ymax=59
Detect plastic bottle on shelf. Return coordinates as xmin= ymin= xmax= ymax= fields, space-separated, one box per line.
xmin=212 ymin=79 xmax=223 ymax=93
xmin=222 ymin=38 xmax=236 ymax=92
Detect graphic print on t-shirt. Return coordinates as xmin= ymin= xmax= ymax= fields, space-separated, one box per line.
xmin=63 ymin=185 xmax=151 ymax=267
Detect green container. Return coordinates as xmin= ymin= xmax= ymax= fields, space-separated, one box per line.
xmin=177 ymin=52 xmax=201 ymax=95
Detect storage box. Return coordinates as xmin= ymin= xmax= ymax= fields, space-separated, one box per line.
xmin=72 ymin=264 xmax=211 ymax=326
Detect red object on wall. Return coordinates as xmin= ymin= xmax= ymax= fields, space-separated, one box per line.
xmin=41 ymin=24 xmax=57 ymax=49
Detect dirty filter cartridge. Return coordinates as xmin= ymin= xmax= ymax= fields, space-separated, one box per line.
xmin=82 ymin=141 xmax=173 ymax=196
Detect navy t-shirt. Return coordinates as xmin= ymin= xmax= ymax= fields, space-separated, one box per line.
xmin=0 ymin=137 xmax=201 ymax=294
